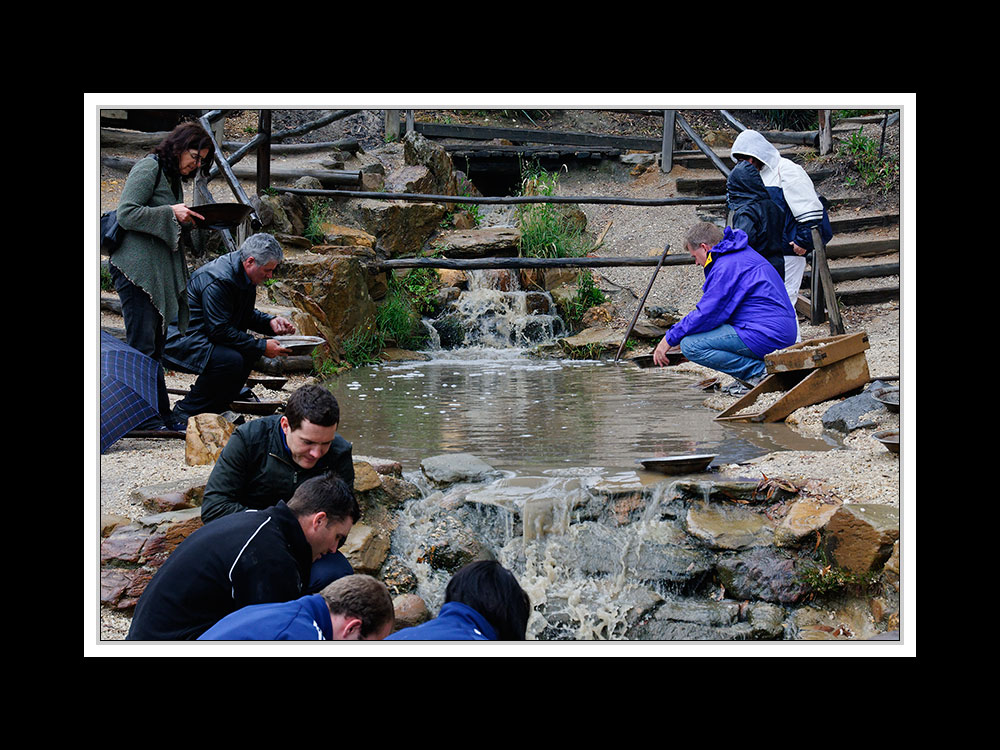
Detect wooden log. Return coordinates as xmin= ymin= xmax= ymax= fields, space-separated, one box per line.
xmin=801 ymin=263 xmax=899 ymax=286
xmin=376 ymin=255 xmax=693 ymax=271
xmin=222 ymin=138 xmax=360 ymax=154
xmin=675 ymin=112 xmax=731 ymax=178
xmin=275 ymin=186 xmax=725 ymax=207
xmin=198 ymin=114 xmax=258 ymax=221
xmin=270 ymin=110 xmax=360 ymax=142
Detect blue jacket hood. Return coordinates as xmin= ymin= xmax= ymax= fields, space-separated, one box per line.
xmin=727 ymin=161 xmax=770 ymax=209
xmin=385 ymin=601 xmax=498 ymax=641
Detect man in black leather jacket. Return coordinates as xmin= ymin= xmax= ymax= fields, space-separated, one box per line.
xmin=201 ymin=384 xmax=357 ymax=592
xmin=164 ymin=233 xmax=295 ymax=423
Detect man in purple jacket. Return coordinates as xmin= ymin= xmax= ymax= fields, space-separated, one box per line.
xmin=653 ymin=222 xmax=796 ymax=390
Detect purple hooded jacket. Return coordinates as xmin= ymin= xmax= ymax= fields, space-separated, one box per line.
xmin=665 ymin=227 xmax=797 ymax=357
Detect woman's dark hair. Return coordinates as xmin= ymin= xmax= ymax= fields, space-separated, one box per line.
xmin=445 ymin=560 xmax=531 ymax=640
xmin=152 ymin=121 xmax=215 ymax=179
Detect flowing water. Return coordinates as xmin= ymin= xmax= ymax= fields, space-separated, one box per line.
xmin=323 ymin=271 xmax=840 ymax=640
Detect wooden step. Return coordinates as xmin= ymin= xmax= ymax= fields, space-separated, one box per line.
xmin=825 ymin=232 xmax=899 ymax=259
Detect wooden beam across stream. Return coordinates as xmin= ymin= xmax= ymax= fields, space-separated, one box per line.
xmin=375 ymin=254 xmax=693 ymax=271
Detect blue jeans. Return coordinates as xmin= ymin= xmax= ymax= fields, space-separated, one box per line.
xmin=679 ymin=324 xmax=766 ymax=382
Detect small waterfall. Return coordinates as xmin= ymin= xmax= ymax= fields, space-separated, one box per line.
xmin=425 ymin=268 xmax=566 ymax=352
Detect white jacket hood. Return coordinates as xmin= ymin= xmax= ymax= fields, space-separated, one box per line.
xmin=731 ymin=130 xmax=780 ymax=170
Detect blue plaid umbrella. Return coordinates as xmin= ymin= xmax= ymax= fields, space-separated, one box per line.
xmin=100 ymin=331 xmax=163 ymax=453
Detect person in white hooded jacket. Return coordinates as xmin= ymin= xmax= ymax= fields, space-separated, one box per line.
xmin=730 ymin=129 xmax=831 ymax=342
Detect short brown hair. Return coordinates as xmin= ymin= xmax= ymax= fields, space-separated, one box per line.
xmin=285 ymin=384 xmax=340 ymax=430
xmin=684 ymin=222 xmax=724 ymax=252
xmin=321 ymin=575 xmax=395 ymax=638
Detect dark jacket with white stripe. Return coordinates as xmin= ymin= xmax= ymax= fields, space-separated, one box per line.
xmin=126 ymin=502 xmax=312 ymax=641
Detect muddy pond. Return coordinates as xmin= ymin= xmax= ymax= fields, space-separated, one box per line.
xmin=326 ymin=348 xmax=837 ymax=477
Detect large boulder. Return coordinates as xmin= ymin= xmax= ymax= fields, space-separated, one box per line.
xmin=433 ymin=227 xmax=521 ymax=258
xmin=402 ymin=130 xmax=460 ymax=196
xmin=271 ymin=252 xmax=377 ymax=349
xmin=352 ymin=198 xmax=448 ymax=258
xmin=822 ymin=503 xmax=899 ymax=573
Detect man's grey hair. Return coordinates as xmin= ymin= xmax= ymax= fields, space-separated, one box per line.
xmin=239 ymin=233 xmax=284 ymax=266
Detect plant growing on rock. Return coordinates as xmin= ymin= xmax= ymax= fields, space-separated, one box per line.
xmin=516 ymin=161 xmax=588 ymax=259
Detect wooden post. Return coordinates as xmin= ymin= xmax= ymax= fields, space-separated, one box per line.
xmin=257 ymin=110 xmax=271 ymax=196
xmin=818 ymin=110 xmax=832 ymax=155
xmin=385 ymin=110 xmax=401 ymax=141
xmin=811 ymin=227 xmax=845 ymax=335
xmin=661 ymin=110 xmax=675 ymax=173
xmin=405 ymin=109 xmax=414 ymax=134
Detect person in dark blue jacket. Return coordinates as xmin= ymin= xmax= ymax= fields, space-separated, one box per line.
xmin=163 ymin=233 xmax=296 ymax=424
xmin=386 ymin=561 xmax=531 ymax=641
xmin=653 ymin=222 xmax=796 ymax=389
xmin=198 ymin=574 xmax=395 ymax=641
xmin=727 ymin=160 xmax=788 ymax=277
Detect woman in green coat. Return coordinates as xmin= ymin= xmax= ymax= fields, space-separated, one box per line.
xmin=108 ymin=122 xmax=215 ymax=430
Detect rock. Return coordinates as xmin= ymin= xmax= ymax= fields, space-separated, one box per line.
xmin=436 ymin=269 xmax=468 ymax=289
xmin=645 ymin=304 xmax=682 ymax=328
xmin=100 ymin=508 xmax=204 ymax=608
xmin=386 ymin=164 xmax=436 ymax=194
xmin=101 ymin=514 xmax=131 ymax=537
xmin=353 ymin=198 xmax=448 ymax=258
xmin=420 ymin=453 xmax=499 ymax=487
xmin=380 ymin=555 xmax=419 ymax=596
xmin=821 ymin=383 xmax=887 ymax=432
xmin=271 ymin=253 xmax=377 ymax=349
xmin=402 ymin=131 xmax=459 ymax=195
xmin=128 ymin=474 xmax=212 ymax=513
xmin=774 ymin=497 xmax=843 ymax=548
xmin=319 ymin=224 xmax=376 ymax=248
xmin=685 ymin=501 xmax=775 ymax=550
xmin=822 ymin=503 xmax=899 ymax=573
xmin=715 ymin=547 xmax=811 ymax=605
xmin=342 ymin=523 xmax=391 ymax=574
xmin=185 ymin=414 xmax=235 ymax=465
xmin=414 ymin=515 xmax=493 ymax=573
xmin=559 ymin=326 xmax=621 ymax=349
xmin=353 ymin=461 xmax=383 ymax=493
xmin=434 ymin=227 xmax=521 ymax=259
xmin=392 ymin=593 xmax=431 ymax=630
xmin=354 ymin=455 xmax=403 ymax=477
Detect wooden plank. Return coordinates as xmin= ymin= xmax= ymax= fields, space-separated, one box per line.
xmin=413 ymin=121 xmax=662 ymax=151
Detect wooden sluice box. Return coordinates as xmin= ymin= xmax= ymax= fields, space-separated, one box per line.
xmin=715 ymin=332 xmax=871 ymax=423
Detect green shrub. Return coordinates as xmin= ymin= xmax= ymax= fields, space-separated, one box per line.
xmin=516 ymin=162 xmax=588 ymax=259
xmin=837 ymin=128 xmax=899 ymax=195
xmin=562 ymin=270 xmax=606 ymax=325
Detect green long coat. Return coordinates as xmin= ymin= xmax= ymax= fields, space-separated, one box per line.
xmin=110 ymin=155 xmax=190 ymax=334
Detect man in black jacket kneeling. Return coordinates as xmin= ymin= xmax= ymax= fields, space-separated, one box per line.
xmin=127 ymin=472 xmax=360 ymax=641
xmin=200 ymin=384 xmax=357 ymax=592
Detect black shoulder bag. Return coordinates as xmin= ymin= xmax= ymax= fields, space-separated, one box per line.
xmin=100 ymin=155 xmax=164 ymax=255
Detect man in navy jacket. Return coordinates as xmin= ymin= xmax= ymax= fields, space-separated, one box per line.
xmin=127 ymin=474 xmax=360 ymax=641
xmin=198 ymin=575 xmax=394 ymax=641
